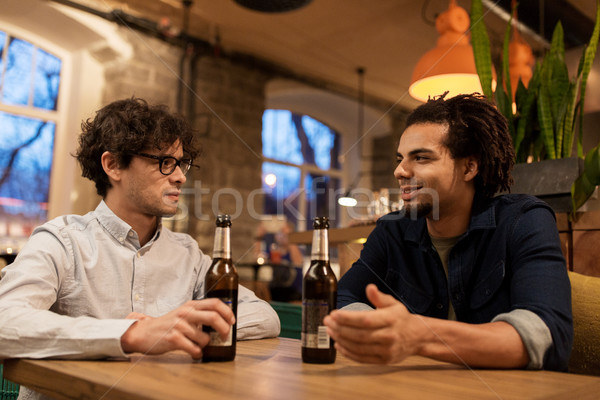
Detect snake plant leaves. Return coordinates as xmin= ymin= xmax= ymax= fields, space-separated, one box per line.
xmin=576 ymin=0 xmax=600 ymax=158
xmin=470 ymin=0 xmax=494 ymax=99
xmin=537 ymin=82 xmax=556 ymax=159
xmin=514 ymin=66 xmax=540 ymax=160
xmin=572 ymin=144 xmax=600 ymax=212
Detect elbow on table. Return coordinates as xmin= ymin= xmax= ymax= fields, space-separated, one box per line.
xmin=237 ymin=302 xmax=281 ymax=340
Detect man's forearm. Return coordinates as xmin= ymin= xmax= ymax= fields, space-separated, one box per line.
xmin=416 ymin=317 xmax=529 ymax=368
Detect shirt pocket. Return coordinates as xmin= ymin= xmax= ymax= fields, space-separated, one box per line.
xmin=385 ymin=269 xmax=433 ymax=314
xmin=469 ymin=259 xmax=505 ymax=310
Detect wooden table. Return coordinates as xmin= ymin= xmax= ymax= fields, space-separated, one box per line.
xmin=4 ymin=338 xmax=600 ymax=400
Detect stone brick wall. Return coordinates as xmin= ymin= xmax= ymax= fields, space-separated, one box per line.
xmin=101 ymin=30 xmax=182 ymax=108
xmin=186 ymin=56 xmax=270 ymax=260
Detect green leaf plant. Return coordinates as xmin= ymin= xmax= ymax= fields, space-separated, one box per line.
xmin=470 ymin=0 xmax=600 ymax=215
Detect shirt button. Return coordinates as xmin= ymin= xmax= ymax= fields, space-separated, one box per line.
xmin=454 ymin=293 xmax=462 ymax=301
xmin=436 ymin=303 xmax=444 ymax=309
xmin=128 ymin=232 xmax=134 ymax=237
xmin=136 ymin=252 xmax=141 ymax=258
xmin=135 ymin=294 xmax=140 ymax=301
xmin=118 ymin=237 xmax=124 ymax=242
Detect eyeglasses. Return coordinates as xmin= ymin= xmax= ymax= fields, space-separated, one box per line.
xmin=132 ymin=152 xmax=193 ymax=176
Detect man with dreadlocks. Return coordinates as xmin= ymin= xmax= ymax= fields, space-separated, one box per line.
xmin=324 ymin=93 xmax=572 ymax=371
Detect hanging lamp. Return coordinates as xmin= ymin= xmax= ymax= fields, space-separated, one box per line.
xmin=508 ymin=0 xmax=535 ymax=99
xmin=409 ymin=0 xmax=491 ymax=102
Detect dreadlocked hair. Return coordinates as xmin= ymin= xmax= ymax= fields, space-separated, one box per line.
xmin=406 ymin=93 xmax=515 ymax=198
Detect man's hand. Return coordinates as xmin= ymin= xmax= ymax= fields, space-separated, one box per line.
xmin=324 ymin=284 xmax=423 ymax=364
xmin=325 ymin=284 xmax=530 ymax=368
xmin=125 ymin=312 xmax=151 ymax=321
xmin=120 ymin=298 xmax=235 ymax=359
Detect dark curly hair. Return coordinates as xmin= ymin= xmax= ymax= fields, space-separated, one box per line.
xmin=75 ymin=97 xmax=200 ymax=197
xmin=405 ymin=93 xmax=514 ymax=197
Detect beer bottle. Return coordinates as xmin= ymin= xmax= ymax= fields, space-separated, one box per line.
xmin=202 ymin=215 xmax=238 ymax=362
xmin=302 ymin=216 xmax=337 ymax=363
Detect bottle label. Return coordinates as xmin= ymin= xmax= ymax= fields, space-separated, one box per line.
xmin=311 ymin=230 xmax=329 ymax=261
xmin=207 ymin=297 xmax=233 ymax=346
xmin=212 ymin=227 xmax=231 ymax=259
xmin=302 ymin=299 xmax=331 ymax=349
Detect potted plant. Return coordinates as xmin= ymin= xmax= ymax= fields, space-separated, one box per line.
xmin=470 ymin=0 xmax=600 ymax=214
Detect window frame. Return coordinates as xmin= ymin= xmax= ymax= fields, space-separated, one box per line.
xmin=0 ymin=27 xmax=64 ymax=239
xmin=261 ymin=110 xmax=343 ymax=230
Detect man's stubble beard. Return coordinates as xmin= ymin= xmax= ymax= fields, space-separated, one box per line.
xmin=403 ymin=200 xmax=433 ymax=220
xmin=127 ymin=183 xmax=178 ymax=218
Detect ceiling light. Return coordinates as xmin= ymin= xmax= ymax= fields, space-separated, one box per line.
xmin=338 ymin=192 xmax=358 ymax=207
xmin=232 ymin=0 xmax=312 ymax=13
xmin=264 ymin=173 xmax=277 ymax=187
xmin=508 ymin=2 xmax=534 ymax=99
xmin=409 ymin=0 xmax=492 ymax=102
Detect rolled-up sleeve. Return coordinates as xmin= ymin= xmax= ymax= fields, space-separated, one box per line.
xmin=507 ymin=204 xmax=573 ymax=371
xmin=493 ymin=309 xmax=553 ymax=369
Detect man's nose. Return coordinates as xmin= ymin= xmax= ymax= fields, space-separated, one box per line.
xmin=170 ymin=165 xmax=187 ymax=184
xmin=394 ymin=161 xmax=411 ymax=180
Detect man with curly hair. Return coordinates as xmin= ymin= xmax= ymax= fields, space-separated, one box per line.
xmin=0 ymin=98 xmax=280 ymax=371
xmin=325 ymin=93 xmax=572 ymax=371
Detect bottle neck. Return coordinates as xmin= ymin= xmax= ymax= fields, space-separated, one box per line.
xmin=213 ymin=226 xmax=231 ymax=259
xmin=311 ymin=228 xmax=329 ymax=261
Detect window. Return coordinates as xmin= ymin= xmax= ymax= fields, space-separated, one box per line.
xmin=261 ymin=110 xmax=342 ymax=230
xmin=0 ymin=30 xmax=61 ymax=238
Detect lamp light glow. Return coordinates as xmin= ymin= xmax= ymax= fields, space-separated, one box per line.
xmin=264 ymin=173 xmax=277 ymax=187
xmin=338 ymin=195 xmax=358 ymax=207
xmin=409 ymin=0 xmax=496 ymax=102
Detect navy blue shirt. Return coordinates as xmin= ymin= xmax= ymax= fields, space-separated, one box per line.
xmin=338 ymin=194 xmax=573 ymax=371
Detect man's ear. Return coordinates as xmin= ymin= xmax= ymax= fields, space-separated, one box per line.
xmin=101 ymin=151 xmax=121 ymax=182
xmin=463 ymin=157 xmax=479 ymax=182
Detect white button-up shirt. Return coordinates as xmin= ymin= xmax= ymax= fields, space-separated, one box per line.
xmin=0 ymin=201 xmax=280 ymax=362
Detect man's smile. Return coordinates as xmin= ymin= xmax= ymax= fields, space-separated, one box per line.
xmin=400 ymin=185 xmax=422 ymax=201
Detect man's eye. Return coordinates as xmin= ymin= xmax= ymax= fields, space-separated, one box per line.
xmin=163 ymin=158 xmax=177 ymax=167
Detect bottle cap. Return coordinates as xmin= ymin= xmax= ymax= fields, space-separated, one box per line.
xmin=215 ymin=214 xmax=232 ymax=227
xmin=313 ymin=216 xmax=329 ymax=229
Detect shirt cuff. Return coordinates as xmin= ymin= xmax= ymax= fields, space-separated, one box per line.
xmin=492 ymin=309 xmax=552 ymax=369
xmin=108 ymin=319 xmax=139 ymax=359
xmin=340 ymin=302 xmax=374 ymax=311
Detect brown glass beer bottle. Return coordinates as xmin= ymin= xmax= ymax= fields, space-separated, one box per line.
xmin=302 ymin=216 xmax=337 ymax=363
xmin=202 ymin=214 xmax=238 ymax=362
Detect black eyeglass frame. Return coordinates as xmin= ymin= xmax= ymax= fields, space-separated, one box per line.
xmin=131 ymin=152 xmax=194 ymax=176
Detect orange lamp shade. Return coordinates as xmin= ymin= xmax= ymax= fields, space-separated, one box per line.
xmin=409 ymin=0 xmax=495 ymax=102
xmin=409 ymin=44 xmax=483 ymax=102
xmin=508 ymin=31 xmax=535 ymax=97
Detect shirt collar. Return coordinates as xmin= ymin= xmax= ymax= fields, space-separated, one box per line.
xmin=94 ymin=200 xmax=161 ymax=247
xmin=402 ymin=195 xmax=497 ymax=245
xmin=467 ymin=195 xmax=497 ymax=232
